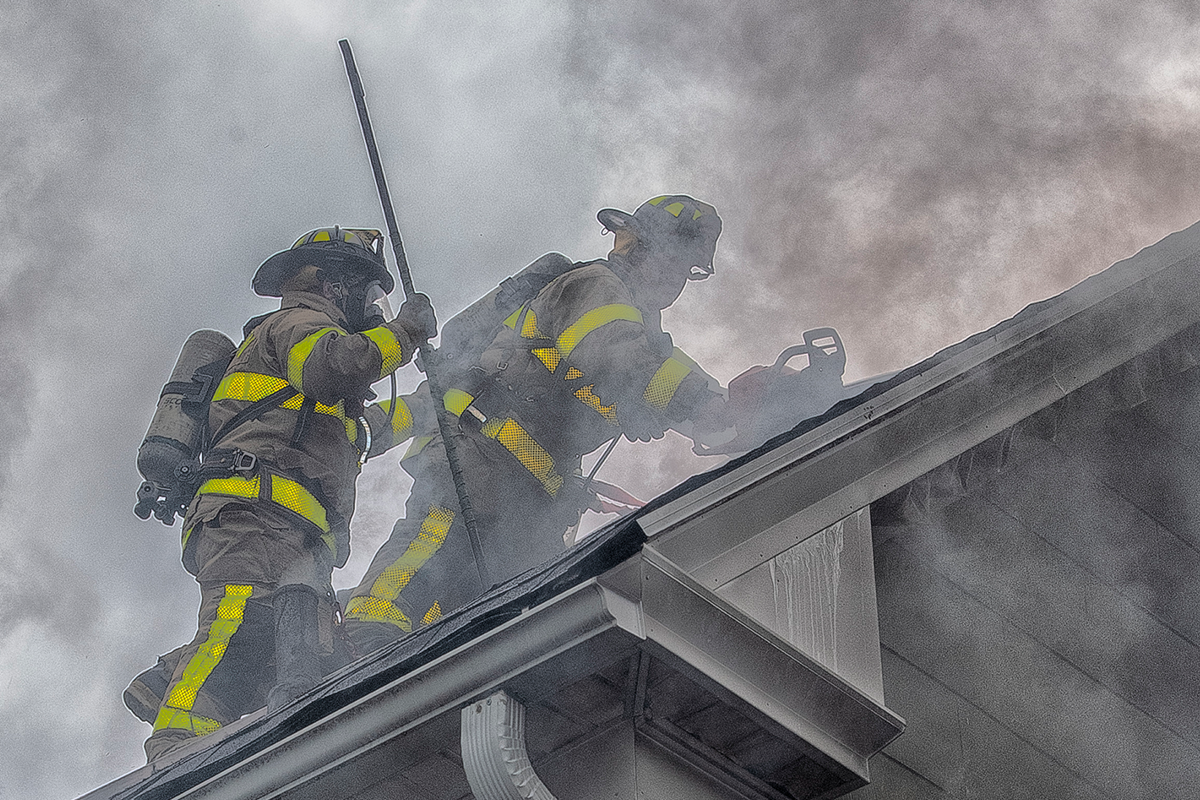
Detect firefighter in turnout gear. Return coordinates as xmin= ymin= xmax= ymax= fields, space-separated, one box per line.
xmin=138 ymin=227 xmax=436 ymax=762
xmin=344 ymin=195 xmax=731 ymax=653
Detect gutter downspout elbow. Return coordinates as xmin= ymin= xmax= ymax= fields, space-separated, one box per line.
xmin=461 ymin=690 xmax=558 ymax=800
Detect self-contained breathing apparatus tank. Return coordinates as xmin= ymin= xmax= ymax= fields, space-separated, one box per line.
xmin=134 ymin=329 xmax=236 ymax=524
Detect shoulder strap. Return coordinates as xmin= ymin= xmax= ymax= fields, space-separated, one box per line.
xmin=207 ymin=385 xmax=299 ymax=450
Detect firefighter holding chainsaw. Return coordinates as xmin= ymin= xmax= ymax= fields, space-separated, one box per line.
xmin=343 ymin=195 xmax=739 ymax=652
xmin=132 ymin=227 xmax=437 ymax=761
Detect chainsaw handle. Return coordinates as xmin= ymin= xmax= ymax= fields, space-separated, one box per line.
xmin=772 ymin=327 xmax=846 ymax=378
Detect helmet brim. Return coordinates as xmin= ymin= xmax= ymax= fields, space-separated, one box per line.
xmin=253 ymin=247 xmax=395 ymax=297
xmin=597 ymin=208 xmax=639 ymax=234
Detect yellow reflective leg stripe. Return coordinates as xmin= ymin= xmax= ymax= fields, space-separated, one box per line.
xmin=486 ymin=418 xmax=564 ymax=496
xmin=643 ymin=357 xmax=693 ymax=410
xmin=347 ymin=505 xmax=456 ymax=632
xmin=365 ymin=506 xmax=455 ymax=602
xmin=557 ymin=304 xmax=642 ymax=358
xmin=153 ymin=584 xmax=252 ymax=734
xmin=422 ymin=601 xmax=443 ymax=625
xmin=362 ymin=325 xmax=407 ymax=378
xmin=152 ymin=707 xmax=222 ymax=737
xmin=287 ymin=327 xmax=340 ymax=391
xmin=344 ymin=595 xmax=413 ymax=633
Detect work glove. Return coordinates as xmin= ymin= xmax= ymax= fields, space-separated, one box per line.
xmin=390 ymin=292 xmax=438 ymax=345
xmin=617 ymin=402 xmax=668 ymax=443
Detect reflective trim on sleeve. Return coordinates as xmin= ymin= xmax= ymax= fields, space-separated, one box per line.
xmin=443 ymin=389 xmax=475 ymax=416
xmin=286 ymin=327 xmax=340 ymax=391
xmin=643 ymin=356 xmax=693 ymax=410
xmin=422 ymin=601 xmax=443 ymax=625
xmin=574 ymin=385 xmax=620 ymax=425
xmin=377 ymin=397 xmax=416 ymax=441
xmin=153 ymin=584 xmax=253 ymax=734
xmin=346 ymin=505 xmax=456 ymax=633
xmin=362 ymin=325 xmax=407 ymax=377
xmin=557 ymin=304 xmax=642 ymax=358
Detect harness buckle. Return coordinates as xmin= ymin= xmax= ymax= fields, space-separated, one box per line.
xmin=232 ymin=450 xmax=258 ymax=476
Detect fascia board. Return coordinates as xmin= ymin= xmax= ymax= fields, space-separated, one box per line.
xmin=636 ymin=549 xmax=905 ymax=778
xmin=641 ymin=221 xmax=1200 ymax=588
xmin=166 ymin=580 xmax=638 ymax=800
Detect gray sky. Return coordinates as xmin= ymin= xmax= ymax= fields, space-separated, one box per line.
xmin=3 ymin=2 xmax=1200 ymax=796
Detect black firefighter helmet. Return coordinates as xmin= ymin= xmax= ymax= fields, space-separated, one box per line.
xmin=253 ymin=226 xmax=394 ymax=297
xmin=597 ymin=194 xmax=722 ymax=281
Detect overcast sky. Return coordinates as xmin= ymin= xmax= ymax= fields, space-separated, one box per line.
xmin=4 ymin=2 xmax=1200 ymax=797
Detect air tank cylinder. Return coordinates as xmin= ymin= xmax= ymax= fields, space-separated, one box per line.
xmin=135 ymin=329 xmax=236 ymax=522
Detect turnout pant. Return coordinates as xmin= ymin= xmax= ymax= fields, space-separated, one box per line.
xmin=345 ymin=432 xmax=581 ymax=654
xmin=143 ymin=505 xmax=338 ymax=762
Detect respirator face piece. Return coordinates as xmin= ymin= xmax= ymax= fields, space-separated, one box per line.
xmin=362 ymin=281 xmax=393 ymax=326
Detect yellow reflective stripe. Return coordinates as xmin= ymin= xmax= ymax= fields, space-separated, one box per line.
xmin=643 ymin=357 xmax=693 ymax=410
xmin=153 ymin=707 xmax=222 ymax=736
xmin=557 ymin=304 xmax=642 ymax=358
xmin=486 ymin=418 xmax=563 ymax=496
xmin=422 ymin=601 xmax=443 ymax=625
xmin=312 ymin=230 xmax=331 ymax=242
xmin=565 ymin=367 xmax=583 ymax=380
xmin=199 ymin=474 xmax=261 ymax=501
xmin=234 ymin=332 xmax=256 ymax=358
xmin=648 ymin=196 xmax=669 ymax=206
xmin=215 ymin=372 xmax=344 ymax=419
xmin=521 ymin=308 xmax=540 ymax=338
xmin=364 ymin=505 xmax=454 ymax=604
xmin=533 ymin=347 xmax=561 ymax=373
xmin=444 ymin=389 xmax=474 ymax=416
xmin=502 ymin=305 xmax=542 ymax=338
xmin=664 ymin=201 xmax=685 ymax=218
xmin=181 ymin=524 xmax=195 ymax=552
xmin=575 ymin=385 xmax=619 ymax=424
xmin=362 ymin=325 xmax=406 ymax=377
xmin=155 ymin=584 xmax=252 ymax=732
xmin=197 ymin=475 xmax=330 ymax=534
xmin=402 ymin=434 xmax=434 ymax=461
xmin=270 ymin=475 xmax=330 ymax=533
xmin=377 ymin=397 xmax=415 ymax=440
xmin=214 ymin=371 xmax=289 ymax=402
xmin=287 ymin=328 xmax=339 ymax=390
xmin=344 ymin=595 xmax=412 ymax=633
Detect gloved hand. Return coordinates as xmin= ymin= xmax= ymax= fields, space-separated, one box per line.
xmin=617 ymin=402 xmax=668 ymax=443
xmin=390 ymin=292 xmax=438 ymax=345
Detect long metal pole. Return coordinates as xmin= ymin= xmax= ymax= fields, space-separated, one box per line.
xmin=339 ymin=38 xmax=491 ymax=590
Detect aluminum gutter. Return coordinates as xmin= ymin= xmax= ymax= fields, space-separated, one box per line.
xmin=641 ymin=220 xmax=1200 ymax=589
xmin=164 ymin=581 xmax=627 ymax=800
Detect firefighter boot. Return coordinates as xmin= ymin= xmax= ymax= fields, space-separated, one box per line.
xmin=266 ymin=583 xmax=323 ymax=713
xmin=124 ymin=646 xmax=186 ymax=724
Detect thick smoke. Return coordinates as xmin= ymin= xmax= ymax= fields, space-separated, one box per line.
xmin=3 ymin=2 xmax=1200 ymax=798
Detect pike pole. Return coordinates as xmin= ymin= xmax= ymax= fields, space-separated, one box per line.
xmin=339 ymin=38 xmax=491 ymax=590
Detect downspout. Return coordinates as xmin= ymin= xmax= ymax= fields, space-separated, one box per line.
xmin=461 ymin=691 xmax=558 ymax=800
